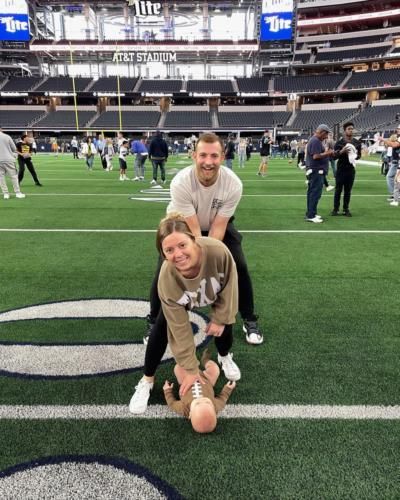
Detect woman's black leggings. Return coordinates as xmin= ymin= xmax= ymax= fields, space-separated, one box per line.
xmin=144 ymin=309 xmax=233 ymax=377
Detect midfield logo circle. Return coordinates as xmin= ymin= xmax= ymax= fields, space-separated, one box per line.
xmin=0 ymin=299 xmax=208 ymax=379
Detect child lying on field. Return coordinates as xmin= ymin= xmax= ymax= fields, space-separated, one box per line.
xmin=163 ymin=350 xmax=236 ymax=433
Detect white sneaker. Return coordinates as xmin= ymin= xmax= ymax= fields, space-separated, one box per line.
xmin=150 ymin=179 xmax=157 ymax=185
xmin=306 ymin=216 xmax=323 ymax=223
xmin=139 ymin=176 xmax=144 ymax=180
xmin=315 ymin=215 xmax=323 ymax=220
xmin=3 ymin=193 xmax=10 ymax=200
xmin=129 ymin=378 xmax=154 ymax=414
xmin=132 ymin=177 xmax=140 ymax=181
xmin=326 ymin=185 xmax=335 ymax=192
xmin=119 ymin=176 xmax=124 ymax=181
xmin=390 ymin=200 xmax=399 ymax=206
xmin=16 ymin=192 xmax=26 ymax=199
xmin=123 ymin=175 xmax=129 ymax=181
xmin=217 ymin=353 xmax=241 ymax=381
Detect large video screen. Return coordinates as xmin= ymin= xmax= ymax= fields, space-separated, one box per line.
xmin=260 ymin=0 xmax=293 ymax=42
xmin=0 ymin=0 xmax=30 ymax=41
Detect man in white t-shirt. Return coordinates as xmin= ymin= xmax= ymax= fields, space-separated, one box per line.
xmin=146 ymin=132 xmax=263 ymax=345
xmin=129 ymin=132 xmax=264 ymax=414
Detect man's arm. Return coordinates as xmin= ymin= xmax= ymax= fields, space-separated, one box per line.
xmin=184 ymin=214 xmax=202 ymax=238
xmin=385 ymin=139 xmax=400 ymax=148
xmin=208 ymin=214 xmax=230 ymax=241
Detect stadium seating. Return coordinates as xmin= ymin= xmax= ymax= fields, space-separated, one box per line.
xmin=345 ymin=69 xmax=400 ymax=89
xmin=35 ymin=111 xmax=96 ymax=128
xmin=218 ymin=111 xmax=290 ymax=128
xmin=1 ymin=77 xmax=43 ymax=92
xmin=90 ymin=110 xmax=160 ymax=129
xmin=351 ymin=105 xmax=400 ymax=131
xmin=327 ymin=34 xmax=388 ymax=47
xmin=137 ymin=80 xmax=183 ymax=93
xmin=236 ymin=77 xmax=269 ymax=93
xmin=274 ymin=73 xmax=346 ymax=93
xmin=0 ymin=109 xmax=46 ymax=128
xmin=90 ymin=77 xmax=138 ymax=92
xmin=164 ymin=111 xmax=212 ymax=128
xmin=35 ymin=77 xmax=93 ymax=92
xmin=293 ymin=53 xmax=311 ymax=63
xmin=290 ymin=108 xmax=357 ymax=131
xmin=315 ymin=47 xmax=388 ymax=62
xmin=186 ymin=80 xmax=234 ymax=93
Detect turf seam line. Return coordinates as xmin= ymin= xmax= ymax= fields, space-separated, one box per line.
xmin=0 ymin=404 xmax=399 ymax=420
xmin=1 ymin=229 xmax=400 ymax=234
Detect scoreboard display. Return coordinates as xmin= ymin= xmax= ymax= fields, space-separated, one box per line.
xmin=260 ymin=0 xmax=293 ymax=42
xmin=0 ymin=0 xmax=30 ymax=41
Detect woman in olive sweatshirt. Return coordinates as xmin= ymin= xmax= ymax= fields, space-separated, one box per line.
xmin=129 ymin=213 xmax=241 ymax=414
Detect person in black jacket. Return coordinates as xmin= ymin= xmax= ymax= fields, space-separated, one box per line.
xmin=148 ymin=130 xmax=169 ymax=185
xmin=258 ymin=130 xmax=272 ymax=177
xmin=331 ymin=122 xmax=361 ymax=217
xmin=224 ymin=134 xmax=236 ymax=169
xmin=17 ymin=134 xmax=42 ymax=186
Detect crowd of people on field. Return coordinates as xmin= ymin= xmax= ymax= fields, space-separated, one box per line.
xmin=1 ymin=123 xmax=399 ymax=432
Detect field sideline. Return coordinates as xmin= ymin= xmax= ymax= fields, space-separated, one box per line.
xmin=0 ymin=152 xmax=399 ymax=499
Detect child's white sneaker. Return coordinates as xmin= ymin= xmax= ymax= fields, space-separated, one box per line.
xmin=217 ymin=353 xmax=241 ymax=381
xmin=3 ymin=193 xmax=10 ymax=200
xmin=390 ymin=200 xmax=399 ymax=206
xmin=129 ymin=378 xmax=154 ymax=414
xmin=326 ymin=185 xmax=335 ymax=192
xmin=119 ymin=175 xmax=124 ymax=181
xmin=16 ymin=192 xmax=26 ymax=199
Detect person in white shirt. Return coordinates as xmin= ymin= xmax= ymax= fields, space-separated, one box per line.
xmin=81 ymin=137 xmax=97 ymax=170
xmin=119 ymin=139 xmax=129 ymax=181
xmin=0 ymin=128 xmax=25 ymax=199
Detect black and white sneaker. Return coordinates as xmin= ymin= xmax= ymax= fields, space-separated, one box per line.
xmin=243 ymin=318 xmax=264 ymax=345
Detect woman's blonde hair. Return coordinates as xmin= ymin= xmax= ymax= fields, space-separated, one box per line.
xmin=156 ymin=212 xmax=196 ymax=256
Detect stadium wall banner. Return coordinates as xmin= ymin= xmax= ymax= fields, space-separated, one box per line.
xmin=126 ymin=0 xmax=162 ymax=16
xmin=0 ymin=0 xmax=30 ymax=42
xmin=112 ymin=51 xmax=177 ymax=63
xmin=260 ymin=0 xmax=293 ymax=42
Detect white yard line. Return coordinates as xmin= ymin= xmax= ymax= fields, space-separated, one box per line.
xmin=1 ymin=229 xmax=400 ymax=234
xmin=0 ymin=404 xmax=398 ymax=420
xmin=19 ymin=193 xmax=388 ymax=197
xmin=36 ymin=178 xmax=385 ymax=182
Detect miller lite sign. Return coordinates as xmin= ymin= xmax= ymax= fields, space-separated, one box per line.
xmin=260 ymin=0 xmax=293 ymax=42
xmin=126 ymin=1 xmax=162 ymax=16
xmin=0 ymin=0 xmax=30 ymax=41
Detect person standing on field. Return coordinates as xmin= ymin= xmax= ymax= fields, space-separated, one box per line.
xmin=0 ymin=128 xmax=25 ymax=200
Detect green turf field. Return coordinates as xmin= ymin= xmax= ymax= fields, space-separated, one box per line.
xmin=0 ymin=152 xmax=399 ymax=499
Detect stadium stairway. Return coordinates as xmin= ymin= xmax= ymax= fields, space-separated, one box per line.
xmin=133 ymin=79 xmax=142 ymax=93
xmin=286 ymin=108 xmax=298 ymax=127
xmin=86 ymin=111 xmax=102 ymax=128
xmin=84 ymin=79 xmax=95 ymax=92
xmin=211 ymin=110 xmax=219 ymax=128
xmin=231 ymin=80 xmax=239 ymax=93
xmin=31 ymin=76 xmax=49 ymax=91
xmin=181 ymin=80 xmax=187 ymax=91
xmin=30 ymin=111 xmax=48 ymax=127
xmin=337 ymin=71 xmax=353 ymax=90
xmin=157 ymin=111 xmax=167 ymax=128
xmin=0 ymin=78 xmax=8 ymax=90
